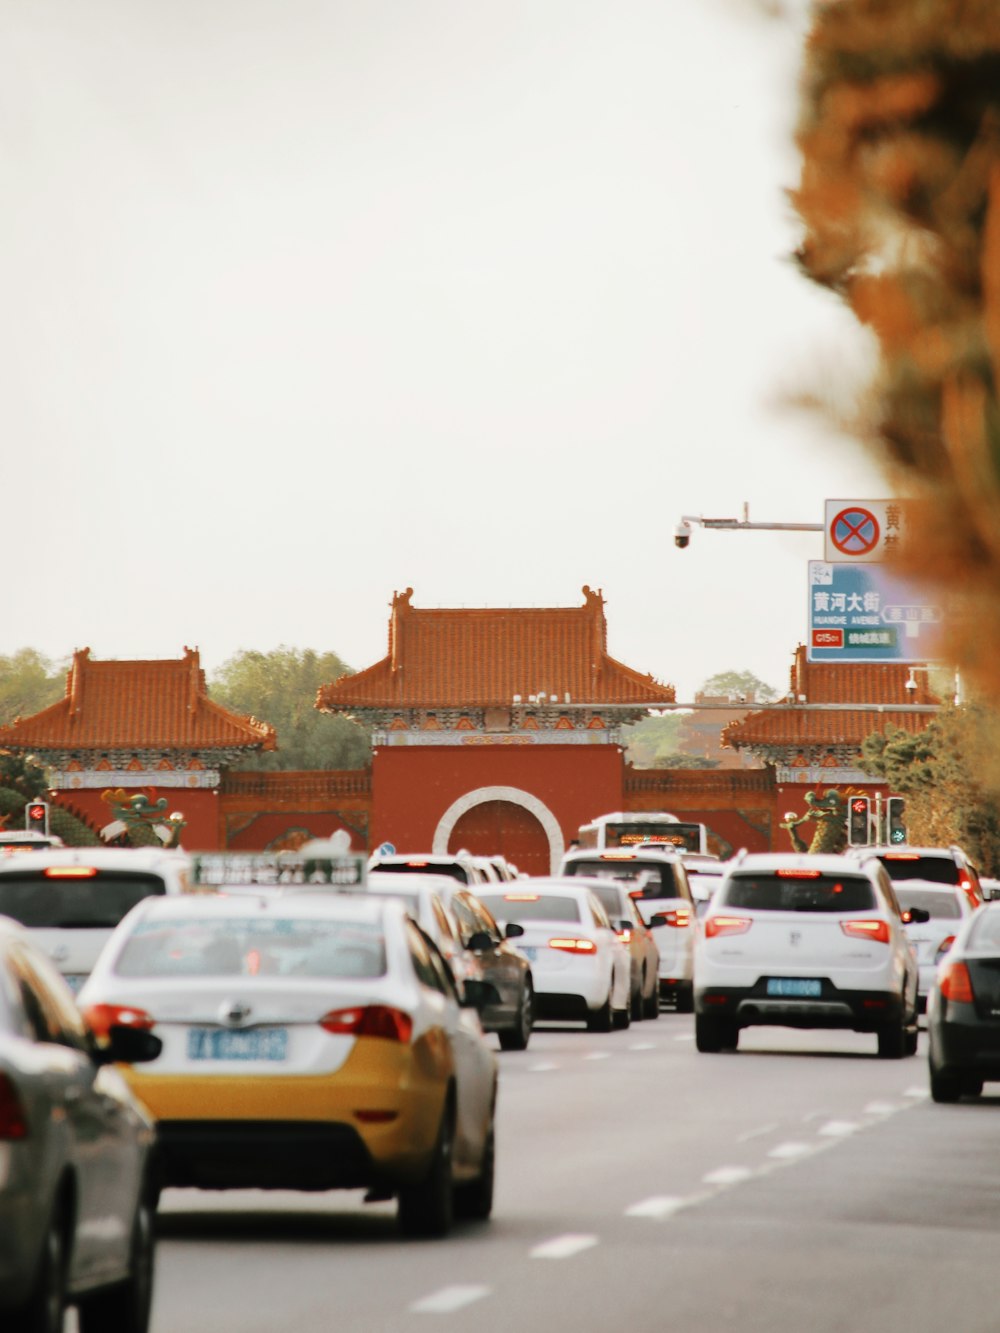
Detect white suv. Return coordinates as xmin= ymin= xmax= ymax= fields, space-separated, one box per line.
xmin=694 ymin=852 xmax=920 ymax=1057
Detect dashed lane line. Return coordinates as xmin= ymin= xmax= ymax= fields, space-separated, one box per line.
xmin=531 ymin=1234 xmax=599 ymax=1260
xmin=410 ymin=1286 xmax=491 ymax=1314
xmin=702 ymin=1166 xmax=754 ymax=1187
xmin=625 ymin=1196 xmax=686 ymax=1219
xmin=818 ymin=1120 xmax=860 ymax=1137
xmin=628 ymin=1041 xmax=658 ymax=1051
xmin=529 ymin=1062 xmax=560 ymax=1073
xmin=767 ymin=1141 xmax=813 ymax=1160
xmin=584 ymin=1052 xmax=611 ymax=1061
xmin=864 ymin=1101 xmax=902 ymax=1115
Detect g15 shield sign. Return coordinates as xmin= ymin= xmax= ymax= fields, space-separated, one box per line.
xmin=808 ymin=562 xmax=945 ymax=663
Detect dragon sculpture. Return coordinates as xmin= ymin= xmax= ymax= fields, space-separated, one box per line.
xmin=779 ymin=789 xmax=850 ymax=855
xmin=100 ymin=788 xmax=186 ymax=849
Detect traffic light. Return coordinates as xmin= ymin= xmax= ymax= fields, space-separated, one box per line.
xmin=887 ymin=796 xmax=907 ymax=845
xmin=25 ymin=801 xmax=49 ymax=835
xmin=847 ymin=796 xmax=871 ymax=846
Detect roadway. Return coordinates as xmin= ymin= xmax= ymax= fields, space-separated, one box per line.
xmin=128 ymin=1014 xmax=1000 ymax=1333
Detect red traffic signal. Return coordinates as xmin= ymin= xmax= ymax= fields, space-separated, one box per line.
xmin=847 ymin=796 xmax=871 ymax=846
xmin=25 ymin=801 xmax=49 ymax=833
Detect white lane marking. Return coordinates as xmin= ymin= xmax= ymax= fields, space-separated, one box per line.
xmin=531 ymin=1234 xmax=599 ymax=1260
xmin=818 ymin=1120 xmax=860 ymax=1137
xmin=626 ymin=1195 xmax=685 ymax=1219
xmin=584 ymin=1052 xmax=611 ymax=1061
xmin=864 ymin=1101 xmax=900 ymax=1115
xmin=767 ymin=1141 xmax=812 ymax=1160
xmin=703 ymin=1166 xmax=753 ymax=1186
xmin=410 ymin=1285 xmax=491 ymax=1314
xmin=629 ymin=1041 xmax=658 ymax=1051
xmin=529 ymin=1062 xmax=559 ymax=1073
xmin=904 ymin=1086 xmax=930 ymax=1098
xmin=674 ymin=1033 xmax=695 ymax=1042
xmin=737 ymin=1122 xmax=778 ymax=1143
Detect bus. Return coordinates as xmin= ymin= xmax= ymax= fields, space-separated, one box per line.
xmin=575 ymin=812 xmax=708 ymax=855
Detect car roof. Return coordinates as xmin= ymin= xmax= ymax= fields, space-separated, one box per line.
xmin=123 ymin=891 xmax=400 ymax=925
xmin=491 ymin=878 xmax=604 ymax=898
xmin=730 ymin=852 xmax=877 ymax=875
xmin=0 ymin=847 xmax=189 ymax=873
xmin=857 ymin=845 xmax=966 ymax=859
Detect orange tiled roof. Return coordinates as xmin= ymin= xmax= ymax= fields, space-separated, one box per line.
xmin=317 ymin=587 xmax=676 ymax=710
xmin=0 ymin=648 xmax=276 ymax=753
xmin=722 ymin=645 xmax=938 ymax=749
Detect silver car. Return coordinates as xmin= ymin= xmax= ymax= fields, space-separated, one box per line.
xmin=894 ymin=880 xmax=975 ymax=1012
xmin=0 ymin=916 xmax=162 ymax=1333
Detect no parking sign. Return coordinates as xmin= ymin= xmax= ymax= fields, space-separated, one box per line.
xmin=824 ymin=499 xmax=907 ymax=564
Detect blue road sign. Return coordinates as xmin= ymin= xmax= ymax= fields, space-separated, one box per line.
xmin=808 ymin=562 xmax=945 ymax=663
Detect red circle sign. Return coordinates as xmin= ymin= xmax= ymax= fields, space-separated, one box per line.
xmin=830 ymin=506 xmax=880 ymax=557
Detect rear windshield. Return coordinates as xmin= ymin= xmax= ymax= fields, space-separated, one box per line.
xmin=563 ymin=857 xmax=684 ymax=900
xmin=479 ymin=894 xmax=580 ymax=923
xmin=967 ymin=908 xmax=1000 ymax=952
xmin=115 ymin=917 xmax=387 ymax=979
xmin=587 ymin=884 xmax=626 ymax=918
xmin=894 ymin=887 xmax=961 ymax=920
xmin=876 ymin=855 xmax=959 ymax=886
xmin=721 ymin=873 xmax=875 ymax=913
xmin=0 ymin=872 xmax=167 ymax=929
xmin=375 ymin=861 xmax=469 ymax=884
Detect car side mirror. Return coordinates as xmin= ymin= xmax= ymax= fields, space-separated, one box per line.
xmin=466 ymin=930 xmax=494 ymax=952
xmin=504 ymin=922 xmax=525 ymax=939
xmin=460 ymin=979 xmax=502 ymax=1011
xmin=95 ymin=1025 xmax=163 ymax=1066
xmin=903 ymin=907 xmax=931 ymax=924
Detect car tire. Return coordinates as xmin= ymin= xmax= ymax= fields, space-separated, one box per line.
xmin=904 ymin=1027 xmax=919 ymax=1057
xmin=612 ymin=1001 xmax=631 ymax=1030
xmin=453 ymin=1122 xmax=495 ymax=1222
xmin=77 ymin=1190 xmax=155 ymax=1333
xmin=643 ymin=982 xmax=659 ymax=1020
xmin=397 ymin=1101 xmax=454 ymax=1238
xmin=877 ymin=1017 xmax=906 ymax=1060
xmin=498 ymin=982 xmax=533 ymax=1052
xmin=929 ymin=1064 xmax=963 ymax=1103
xmin=675 ymin=984 xmax=694 ymax=1015
xmin=586 ymin=994 xmax=613 ymax=1032
xmin=963 ymin=1076 xmax=984 ymax=1097
xmin=10 ymin=1197 xmax=68 ymax=1333
xmin=631 ymin=981 xmax=643 ymax=1022
xmin=695 ymin=1015 xmax=737 ymax=1053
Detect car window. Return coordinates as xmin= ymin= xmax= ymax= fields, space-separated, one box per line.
xmin=876 ymin=854 xmax=960 ymax=885
xmin=479 ymin=893 xmax=581 ymax=922
xmin=406 ymin=921 xmax=446 ymax=993
xmin=431 ymin=897 xmax=456 ymax=942
xmin=722 ymin=873 xmax=876 ymax=912
xmin=0 ymin=870 xmax=168 ymax=928
xmin=563 ymin=856 xmax=688 ymax=900
xmin=470 ymin=897 xmax=501 ymax=938
xmin=587 ymin=894 xmax=612 ymax=929
xmin=589 ymin=883 xmax=623 ymax=919
xmin=894 ymin=887 xmax=962 ymax=919
xmin=114 ymin=916 xmax=387 ymax=979
xmin=421 ymin=932 xmax=461 ymax=1003
xmin=9 ymin=944 xmax=89 ymax=1049
xmin=967 ymin=908 xmax=1000 ymax=951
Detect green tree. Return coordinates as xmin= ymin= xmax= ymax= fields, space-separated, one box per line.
xmin=0 ymin=649 xmax=64 ymax=725
xmin=209 ymin=647 xmax=370 ymax=771
xmin=622 ymin=714 xmax=687 ymax=768
xmin=700 ymin=670 xmax=778 ymax=703
xmin=860 ymin=704 xmax=1000 ymax=875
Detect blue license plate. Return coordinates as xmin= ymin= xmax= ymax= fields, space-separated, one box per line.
xmin=766 ymin=978 xmax=822 ymax=998
xmin=187 ymin=1028 xmax=288 ymax=1061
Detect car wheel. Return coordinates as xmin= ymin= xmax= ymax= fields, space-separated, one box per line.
xmin=498 ymin=982 xmax=533 ymax=1052
xmin=631 ymin=980 xmax=644 ymax=1022
xmin=398 ymin=1101 xmax=454 ymax=1238
xmin=612 ymin=1000 xmax=631 ymax=1030
xmin=674 ymin=984 xmax=694 ymax=1015
xmin=929 ymin=1064 xmax=963 ymax=1103
xmin=453 ymin=1122 xmax=495 ymax=1222
xmin=11 ymin=1199 xmax=67 ymax=1333
xmin=77 ymin=1190 xmax=155 ymax=1333
xmin=643 ymin=981 xmax=659 ymax=1020
xmin=586 ymin=994 xmax=613 ymax=1032
xmin=877 ymin=1017 xmax=906 ymax=1059
xmin=963 ymin=1076 xmax=984 ymax=1097
xmin=695 ymin=1015 xmax=737 ymax=1053
xmin=904 ymin=1027 xmax=919 ymax=1057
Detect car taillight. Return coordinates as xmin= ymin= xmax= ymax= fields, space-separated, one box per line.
xmin=616 ymin=928 xmax=632 ymax=944
xmin=656 ymin=909 xmax=691 ymax=929
xmin=0 ymin=1073 xmax=28 ymax=1140
xmin=82 ymin=1003 xmax=156 ymax=1040
xmin=319 ymin=1006 xmax=413 ymax=1042
xmin=548 ymin=938 xmax=598 ymax=954
xmin=840 ymin=919 xmax=890 ymax=944
xmin=704 ymin=915 xmax=751 ymax=939
xmin=958 ymin=877 xmax=980 ymax=909
xmin=935 ymin=935 xmax=956 ymax=963
xmin=939 ymin=961 xmax=974 ymax=1003
xmin=43 ymin=866 xmax=98 ymax=878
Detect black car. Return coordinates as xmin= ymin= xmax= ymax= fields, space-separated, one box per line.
xmin=927 ymin=901 xmax=1000 ymax=1102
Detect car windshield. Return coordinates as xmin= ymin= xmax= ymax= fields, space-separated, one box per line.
xmin=0 ymin=871 xmax=167 ymax=928
xmin=563 ymin=857 xmax=679 ymax=896
xmin=966 ymin=908 xmax=1000 ymax=951
xmin=876 ymin=855 xmax=960 ymax=885
xmin=894 ymin=888 xmax=962 ymax=919
xmin=479 ymin=894 xmax=580 ymax=922
xmin=722 ymin=873 xmax=875 ymax=912
xmin=114 ymin=917 xmax=387 ymax=979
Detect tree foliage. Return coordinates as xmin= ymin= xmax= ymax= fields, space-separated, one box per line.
xmin=700 ymin=670 xmax=778 ymax=703
xmin=860 ymin=704 xmax=1000 ymax=875
xmin=209 ymin=647 xmax=370 ymax=771
xmin=794 ymin=3 xmax=1000 ymax=700
xmin=0 ymin=649 xmax=64 ymax=726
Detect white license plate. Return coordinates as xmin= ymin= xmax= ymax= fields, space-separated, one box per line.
xmin=187 ymin=1028 xmax=288 ymax=1061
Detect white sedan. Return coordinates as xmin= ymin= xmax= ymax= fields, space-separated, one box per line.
xmin=475 ymin=881 xmax=631 ymax=1031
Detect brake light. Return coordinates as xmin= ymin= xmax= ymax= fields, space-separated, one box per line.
xmin=776 ymin=869 xmax=821 ymax=878
xmin=82 ymin=1003 xmax=156 ymax=1040
xmin=320 ymin=1005 xmax=413 ymax=1042
xmin=934 ymin=935 xmax=955 ymax=963
xmin=884 ymin=853 xmax=919 ymax=861
xmin=505 ymin=894 xmax=539 ymax=901
xmin=704 ymin=915 xmax=751 ymax=939
xmin=43 ymin=867 xmax=98 ymax=878
xmin=0 ymin=1073 xmax=28 ymax=1140
xmin=548 ymin=938 xmax=598 ymax=954
xmin=405 ymin=861 xmax=428 ymax=867
xmin=601 ymin=852 xmax=634 ymax=860
xmin=939 ymin=961 xmax=974 ymax=1003
xmin=616 ymin=928 xmax=633 ymax=944
xmin=958 ymin=876 xmax=980 ymax=909
xmin=655 ymin=909 xmax=691 ymax=929
xmin=840 ymin=919 xmax=890 ymax=944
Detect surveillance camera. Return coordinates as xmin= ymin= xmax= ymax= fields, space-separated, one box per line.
xmin=904 ymin=673 xmax=918 ymax=693
xmin=674 ymin=522 xmax=691 ymax=550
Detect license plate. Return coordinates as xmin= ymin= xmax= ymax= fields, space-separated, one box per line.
xmin=766 ymin=978 xmax=822 ymax=998
xmin=519 ymin=946 xmax=537 ymax=962
xmin=187 ymin=1028 xmax=288 ymax=1061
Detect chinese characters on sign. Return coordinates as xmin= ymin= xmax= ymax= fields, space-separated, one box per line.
xmin=808 ymin=562 xmax=944 ymax=663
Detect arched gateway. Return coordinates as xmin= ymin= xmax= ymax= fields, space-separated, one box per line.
xmin=433 ymin=787 xmax=564 ymax=876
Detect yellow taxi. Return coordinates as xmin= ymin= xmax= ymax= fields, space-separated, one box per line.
xmin=77 ymin=890 xmax=498 ymax=1237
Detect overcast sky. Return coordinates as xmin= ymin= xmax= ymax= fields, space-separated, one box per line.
xmin=2 ymin=0 xmax=887 ymax=703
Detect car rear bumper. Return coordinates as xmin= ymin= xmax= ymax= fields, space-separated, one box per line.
xmin=929 ymin=1012 xmax=1000 ymax=1075
xmin=695 ymin=981 xmax=907 ymax=1031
